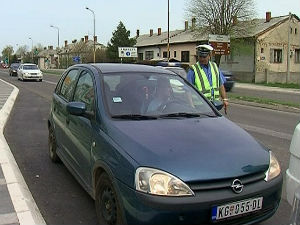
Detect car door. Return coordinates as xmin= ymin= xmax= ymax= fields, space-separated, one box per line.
xmin=65 ymin=69 xmax=96 ymax=185
xmin=52 ymin=68 xmax=79 ymax=164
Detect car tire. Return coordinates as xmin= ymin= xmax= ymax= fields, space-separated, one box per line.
xmin=48 ymin=126 xmax=60 ymax=163
xmin=95 ymin=173 xmax=124 ymax=225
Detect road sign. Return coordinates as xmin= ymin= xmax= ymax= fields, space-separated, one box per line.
xmin=118 ymin=47 xmax=137 ymax=58
xmin=72 ymin=56 xmax=80 ymax=63
xmin=208 ymin=34 xmax=230 ymax=55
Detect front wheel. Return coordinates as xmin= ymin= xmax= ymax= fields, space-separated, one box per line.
xmin=95 ymin=173 xmax=124 ymax=225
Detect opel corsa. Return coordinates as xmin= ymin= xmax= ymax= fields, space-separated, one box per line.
xmin=48 ymin=63 xmax=282 ymax=225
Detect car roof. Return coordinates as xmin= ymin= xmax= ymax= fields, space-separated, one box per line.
xmin=72 ymin=63 xmax=175 ymax=75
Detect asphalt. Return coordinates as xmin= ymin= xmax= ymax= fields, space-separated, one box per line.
xmin=0 ymin=78 xmax=45 ymax=225
xmin=0 ymin=75 xmax=299 ymax=225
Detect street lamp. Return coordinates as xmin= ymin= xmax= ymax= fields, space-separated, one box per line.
xmin=29 ymin=37 xmax=33 ymax=63
xmin=50 ymin=25 xmax=60 ymax=68
xmin=167 ymin=0 xmax=170 ymax=62
xmin=50 ymin=25 xmax=60 ymax=48
xmin=85 ymin=6 xmax=96 ymax=63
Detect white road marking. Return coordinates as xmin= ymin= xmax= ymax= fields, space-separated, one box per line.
xmin=237 ymin=123 xmax=293 ymax=140
xmin=43 ymin=80 xmax=57 ymax=85
xmin=0 ymin=212 xmax=19 ymax=225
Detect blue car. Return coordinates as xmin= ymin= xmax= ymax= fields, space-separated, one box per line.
xmin=48 ymin=63 xmax=282 ymax=225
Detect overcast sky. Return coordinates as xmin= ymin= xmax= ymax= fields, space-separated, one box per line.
xmin=1 ymin=0 xmax=299 ymax=52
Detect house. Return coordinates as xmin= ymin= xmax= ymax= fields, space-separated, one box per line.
xmin=59 ymin=35 xmax=106 ymax=68
xmin=37 ymin=46 xmax=58 ymax=69
xmin=135 ymin=12 xmax=300 ymax=84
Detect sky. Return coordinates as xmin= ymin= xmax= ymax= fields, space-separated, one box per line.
xmin=1 ymin=0 xmax=299 ymax=53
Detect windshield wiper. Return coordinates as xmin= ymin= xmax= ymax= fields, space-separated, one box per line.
xmin=111 ymin=114 xmax=158 ymax=120
xmin=158 ymin=112 xmax=217 ymax=118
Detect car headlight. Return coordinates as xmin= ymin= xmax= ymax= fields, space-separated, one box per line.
xmin=264 ymin=151 xmax=281 ymax=181
xmin=135 ymin=167 xmax=194 ymax=196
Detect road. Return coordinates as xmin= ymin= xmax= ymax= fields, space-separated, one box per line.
xmin=232 ymin=84 xmax=300 ymax=105
xmin=0 ymin=69 xmax=299 ymax=225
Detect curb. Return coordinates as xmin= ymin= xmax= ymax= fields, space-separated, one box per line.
xmin=230 ymin=99 xmax=300 ymax=114
xmin=0 ymin=78 xmax=46 ymax=225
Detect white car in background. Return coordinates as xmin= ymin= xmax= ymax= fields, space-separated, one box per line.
xmin=17 ymin=63 xmax=43 ymax=81
xmin=286 ymin=120 xmax=300 ymax=206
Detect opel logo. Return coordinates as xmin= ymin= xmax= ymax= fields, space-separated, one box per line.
xmin=231 ymin=179 xmax=244 ymax=194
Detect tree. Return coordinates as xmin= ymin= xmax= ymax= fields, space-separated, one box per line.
xmin=1 ymin=45 xmax=14 ymax=64
xmin=186 ymin=0 xmax=255 ymax=65
xmin=107 ymin=21 xmax=136 ymax=62
xmin=16 ymin=45 xmax=29 ymax=57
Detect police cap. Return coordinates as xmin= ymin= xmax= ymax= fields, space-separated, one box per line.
xmin=196 ymin=44 xmax=214 ymax=57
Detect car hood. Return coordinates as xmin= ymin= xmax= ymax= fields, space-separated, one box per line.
xmin=109 ymin=117 xmax=269 ymax=182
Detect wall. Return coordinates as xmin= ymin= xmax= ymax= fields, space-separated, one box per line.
xmin=220 ymin=38 xmax=255 ymax=82
xmin=255 ymin=16 xmax=300 ymax=84
xmin=137 ymin=46 xmax=160 ymax=60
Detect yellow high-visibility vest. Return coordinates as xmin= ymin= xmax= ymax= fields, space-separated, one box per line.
xmin=191 ymin=61 xmax=220 ymax=100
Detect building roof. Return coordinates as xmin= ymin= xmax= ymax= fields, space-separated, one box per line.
xmin=38 ymin=49 xmax=57 ymax=57
xmin=135 ymin=14 xmax=299 ymax=47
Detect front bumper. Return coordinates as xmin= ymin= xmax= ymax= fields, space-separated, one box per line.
xmin=23 ymin=75 xmax=43 ymax=80
xmin=117 ymin=174 xmax=282 ymax=225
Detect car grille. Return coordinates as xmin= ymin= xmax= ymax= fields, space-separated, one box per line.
xmin=30 ymin=73 xmax=38 ymax=75
xmin=187 ymin=172 xmax=266 ymax=192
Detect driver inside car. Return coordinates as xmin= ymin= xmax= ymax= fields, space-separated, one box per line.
xmin=146 ymin=78 xmax=172 ymax=113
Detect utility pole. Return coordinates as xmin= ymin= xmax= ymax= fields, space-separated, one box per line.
xmin=29 ymin=37 xmax=33 ymax=63
xmin=50 ymin=25 xmax=60 ymax=68
xmin=167 ymin=0 xmax=170 ymax=62
xmin=287 ymin=12 xmax=291 ymax=83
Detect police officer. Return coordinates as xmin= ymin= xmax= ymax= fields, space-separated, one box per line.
xmin=187 ymin=44 xmax=228 ymax=113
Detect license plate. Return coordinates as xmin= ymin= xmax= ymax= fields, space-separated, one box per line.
xmin=212 ymin=197 xmax=263 ymax=221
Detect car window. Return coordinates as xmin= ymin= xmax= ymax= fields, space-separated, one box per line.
xmin=103 ymin=72 xmax=214 ymax=116
xmin=59 ymin=69 xmax=79 ymax=102
xmin=23 ymin=65 xmax=38 ymax=70
xmin=73 ymin=70 xmax=95 ymax=112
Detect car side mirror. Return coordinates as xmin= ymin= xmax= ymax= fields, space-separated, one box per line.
xmin=67 ymin=102 xmax=86 ymax=116
xmin=211 ymin=100 xmax=224 ymax=111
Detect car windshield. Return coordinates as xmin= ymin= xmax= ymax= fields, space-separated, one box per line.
xmin=23 ymin=65 xmax=38 ymax=70
xmin=102 ymin=72 xmax=216 ymax=117
xmin=11 ymin=64 xmax=20 ymax=69
xmin=165 ymin=67 xmax=187 ymax=79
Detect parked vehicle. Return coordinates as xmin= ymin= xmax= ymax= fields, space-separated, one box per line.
xmin=9 ymin=63 xmax=20 ymax=76
xmin=286 ymin=120 xmax=300 ymax=206
xmin=222 ymin=70 xmax=235 ymax=92
xmin=17 ymin=63 xmax=43 ymax=81
xmin=48 ymin=63 xmax=282 ymax=225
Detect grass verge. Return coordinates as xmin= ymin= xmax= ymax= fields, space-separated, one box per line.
xmin=238 ymin=81 xmax=300 ymax=89
xmin=228 ymin=93 xmax=300 ymax=109
xmin=41 ymin=69 xmax=63 ymax=76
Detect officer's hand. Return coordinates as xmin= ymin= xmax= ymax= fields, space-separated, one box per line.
xmin=223 ymin=99 xmax=229 ymax=114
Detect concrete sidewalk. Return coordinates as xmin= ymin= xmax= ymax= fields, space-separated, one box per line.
xmin=0 ymin=79 xmax=45 ymax=225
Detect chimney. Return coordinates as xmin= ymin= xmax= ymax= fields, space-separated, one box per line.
xmin=81 ymin=38 xmax=84 ymax=42
xmin=185 ymin=21 xmax=189 ymax=31
xmin=94 ymin=36 xmax=97 ymax=43
xmin=150 ymin=29 xmax=153 ymax=36
xmin=266 ymin=12 xmax=271 ymax=22
xmin=136 ymin=29 xmax=140 ymax=37
xmin=44 ymin=47 xmax=47 ymax=50
xmin=192 ymin=18 xmax=196 ymax=30
xmin=233 ymin=16 xmax=238 ymax=25
xmin=64 ymin=40 xmax=68 ymax=47
xmin=72 ymin=39 xmax=77 ymax=43
xmin=85 ymin=35 xmax=88 ymax=43
xmin=158 ymin=28 xmax=161 ymax=35
xmin=49 ymin=46 xmax=53 ymax=50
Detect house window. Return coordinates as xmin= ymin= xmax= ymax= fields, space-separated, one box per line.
xmin=163 ymin=51 xmax=168 ymax=58
xmin=261 ymin=48 xmax=264 ymax=53
xmin=270 ymin=49 xmax=283 ymax=63
xmin=295 ymin=28 xmax=298 ymax=34
xmin=295 ymin=49 xmax=300 ymax=63
xmin=181 ymin=51 xmax=190 ymax=62
xmin=290 ymin=27 xmax=293 ymax=34
xmin=174 ymin=51 xmax=177 ymax=58
xmin=138 ymin=53 xmax=143 ymax=61
xmin=145 ymin=51 xmax=154 ymax=60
